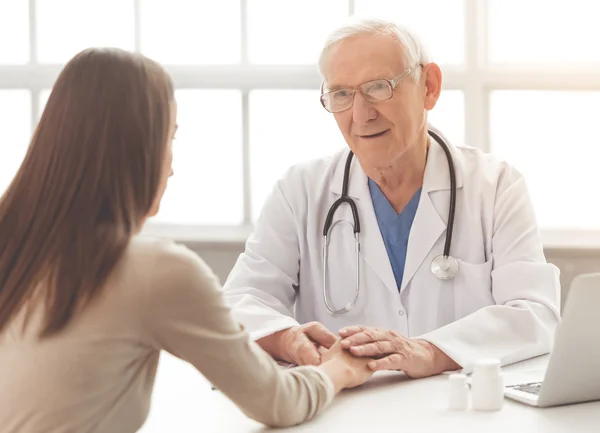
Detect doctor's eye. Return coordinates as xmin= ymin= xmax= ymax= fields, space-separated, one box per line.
xmin=333 ymin=89 xmax=353 ymax=99
xmin=363 ymin=80 xmax=392 ymax=100
xmin=366 ymin=81 xmax=388 ymax=91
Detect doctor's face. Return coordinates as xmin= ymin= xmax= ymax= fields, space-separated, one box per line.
xmin=322 ymin=33 xmax=441 ymax=170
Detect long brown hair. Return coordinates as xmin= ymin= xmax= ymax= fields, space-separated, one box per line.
xmin=0 ymin=48 xmax=174 ymax=337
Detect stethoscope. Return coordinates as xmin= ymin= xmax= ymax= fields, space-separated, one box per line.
xmin=322 ymin=128 xmax=458 ymax=314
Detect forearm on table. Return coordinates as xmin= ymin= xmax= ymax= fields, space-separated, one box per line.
xmin=204 ymin=341 xmax=333 ymax=428
xmin=420 ymin=303 xmax=558 ymax=372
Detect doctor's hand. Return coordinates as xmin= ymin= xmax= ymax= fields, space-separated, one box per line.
xmin=338 ymin=326 xmax=460 ymax=379
xmin=258 ymin=322 xmax=338 ymax=366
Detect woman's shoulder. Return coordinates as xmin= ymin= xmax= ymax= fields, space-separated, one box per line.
xmin=127 ymin=235 xmax=195 ymax=261
xmin=123 ymin=236 xmax=225 ymax=324
xmin=123 ymin=236 xmax=220 ymax=289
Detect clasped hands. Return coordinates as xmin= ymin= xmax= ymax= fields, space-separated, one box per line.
xmin=264 ymin=322 xmax=459 ymax=379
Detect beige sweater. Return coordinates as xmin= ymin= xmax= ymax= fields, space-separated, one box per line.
xmin=0 ymin=237 xmax=334 ymax=432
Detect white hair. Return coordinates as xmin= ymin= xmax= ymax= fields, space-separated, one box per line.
xmin=318 ymin=18 xmax=431 ymax=82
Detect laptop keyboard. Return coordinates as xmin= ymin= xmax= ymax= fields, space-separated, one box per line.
xmin=507 ymin=382 xmax=542 ymax=395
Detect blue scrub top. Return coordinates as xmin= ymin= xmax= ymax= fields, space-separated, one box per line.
xmin=368 ymin=178 xmax=422 ymax=290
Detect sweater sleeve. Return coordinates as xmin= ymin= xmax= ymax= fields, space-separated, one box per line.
xmin=140 ymin=241 xmax=335 ymax=428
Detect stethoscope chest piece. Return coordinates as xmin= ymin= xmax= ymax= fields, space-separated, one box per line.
xmin=431 ymin=254 xmax=459 ymax=280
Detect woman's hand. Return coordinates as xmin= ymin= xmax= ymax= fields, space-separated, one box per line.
xmin=319 ymin=340 xmax=374 ymax=392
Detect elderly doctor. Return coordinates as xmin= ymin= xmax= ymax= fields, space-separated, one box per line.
xmin=223 ymin=18 xmax=560 ymax=377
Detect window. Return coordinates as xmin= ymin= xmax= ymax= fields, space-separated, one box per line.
xmin=353 ymin=0 xmax=465 ymax=65
xmin=1 ymin=0 xmax=600 ymax=239
xmin=39 ymin=89 xmax=51 ymax=116
xmin=429 ymin=90 xmax=464 ymax=146
xmin=151 ymin=89 xmax=244 ymax=225
xmin=0 ymin=90 xmax=31 ymax=194
xmin=139 ymin=0 xmax=240 ymax=64
xmin=36 ymin=0 xmax=134 ymax=64
xmin=0 ymin=2 xmax=29 ymax=64
xmin=488 ymin=0 xmax=600 ymax=64
xmin=247 ymin=0 xmax=349 ymax=65
xmin=490 ymin=91 xmax=600 ymax=229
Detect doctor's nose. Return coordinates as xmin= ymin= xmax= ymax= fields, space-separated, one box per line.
xmin=352 ymin=92 xmax=378 ymax=125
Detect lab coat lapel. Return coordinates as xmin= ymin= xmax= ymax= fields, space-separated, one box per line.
xmin=400 ymin=188 xmax=446 ymax=293
xmin=400 ymin=134 xmax=464 ymax=293
xmin=330 ymin=151 xmax=398 ymax=294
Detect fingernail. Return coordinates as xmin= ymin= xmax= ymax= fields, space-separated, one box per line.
xmin=339 ymin=329 xmax=347 ymax=335
xmin=368 ymin=362 xmax=376 ymax=369
xmin=341 ymin=340 xmax=350 ymax=347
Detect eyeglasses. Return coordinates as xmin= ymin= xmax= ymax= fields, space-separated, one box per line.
xmin=320 ymin=64 xmax=422 ymax=113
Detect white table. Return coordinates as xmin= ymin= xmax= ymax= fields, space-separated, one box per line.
xmin=140 ymin=353 xmax=600 ymax=432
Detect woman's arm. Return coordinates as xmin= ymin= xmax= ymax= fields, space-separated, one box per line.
xmin=140 ymin=241 xmax=371 ymax=428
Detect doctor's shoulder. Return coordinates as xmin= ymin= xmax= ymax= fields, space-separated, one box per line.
xmin=453 ymin=143 xmax=529 ymax=193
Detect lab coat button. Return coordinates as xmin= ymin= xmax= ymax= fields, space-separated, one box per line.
xmin=398 ymin=310 xmax=405 ymax=316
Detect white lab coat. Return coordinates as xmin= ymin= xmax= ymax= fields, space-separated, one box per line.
xmin=223 ymin=129 xmax=561 ymax=373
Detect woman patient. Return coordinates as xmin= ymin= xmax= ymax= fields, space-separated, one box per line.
xmin=0 ymin=48 xmax=372 ymax=432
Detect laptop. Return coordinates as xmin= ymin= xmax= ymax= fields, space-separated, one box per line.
xmin=504 ymin=272 xmax=600 ymax=407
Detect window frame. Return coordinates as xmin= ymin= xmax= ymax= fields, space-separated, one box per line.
xmin=1 ymin=0 xmax=600 ymax=248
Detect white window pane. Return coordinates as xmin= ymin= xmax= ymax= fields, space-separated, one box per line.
xmin=140 ymin=0 xmax=240 ymax=64
xmin=36 ymin=0 xmax=134 ymax=64
xmin=490 ymin=91 xmax=600 ymax=230
xmin=428 ymin=90 xmax=464 ymax=146
xmin=489 ymin=0 xmax=600 ymax=64
xmin=250 ymin=90 xmax=345 ymax=220
xmin=39 ymin=89 xmax=52 ymax=118
xmin=0 ymin=90 xmax=31 ymax=195
xmin=247 ymin=0 xmax=348 ymax=64
xmin=353 ymin=0 xmax=464 ymax=65
xmin=0 ymin=1 xmax=29 ymax=64
xmin=152 ymin=90 xmax=243 ymax=225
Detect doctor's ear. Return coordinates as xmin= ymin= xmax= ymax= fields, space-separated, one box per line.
xmin=422 ymin=63 xmax=442 ymax=110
